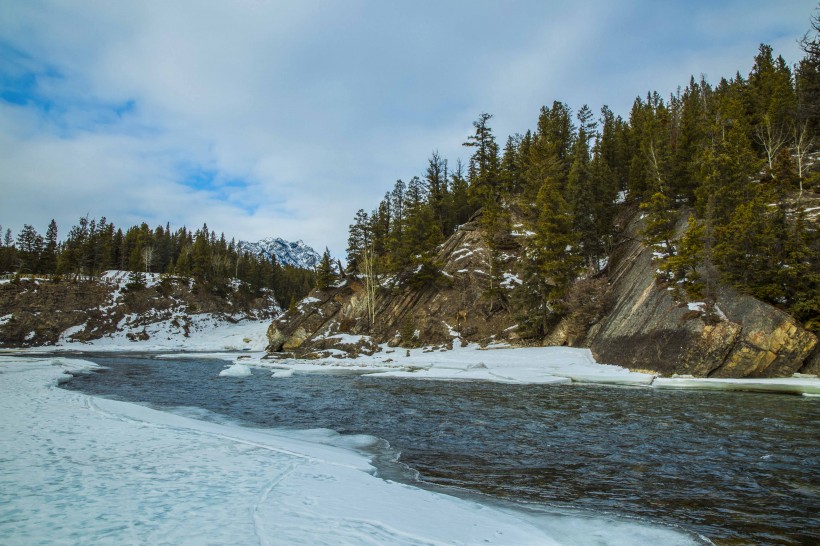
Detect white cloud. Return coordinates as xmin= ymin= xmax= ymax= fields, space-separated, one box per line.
xmin=0 ymin=0 xmax=816 ymax=256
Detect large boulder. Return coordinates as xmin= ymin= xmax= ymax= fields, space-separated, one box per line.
xmin=589 ymin=212 xmax=817 ymax=377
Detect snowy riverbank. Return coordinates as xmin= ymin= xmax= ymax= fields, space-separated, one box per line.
xmin=0 ymin=355 xmax=708 ymax=545
xmin=15 ymin=318 xmax=820 ymax=395
xmin=242 ymin=343 xmax=820 ymax=396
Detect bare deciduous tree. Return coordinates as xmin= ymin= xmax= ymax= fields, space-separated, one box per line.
xmin=361 ymin=242 xmax=378 ymax=328
xmin=754 ymin=114 xmax=787 ymax=173
xmin=792 ymin=120 xmax=815 ymax=199
xmin=142 ymin=246 xmax=154 ymax=273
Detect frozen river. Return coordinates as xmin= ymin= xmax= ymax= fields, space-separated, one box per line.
xmin=62 ymin=354 xmax=820 ymax=545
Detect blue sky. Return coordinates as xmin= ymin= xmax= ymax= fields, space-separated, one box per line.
xmin=0 ymin=0 xmax=815 ymax=258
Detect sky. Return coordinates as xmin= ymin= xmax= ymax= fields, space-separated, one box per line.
xmin=0 ymin=0 xmax=816 ymax=258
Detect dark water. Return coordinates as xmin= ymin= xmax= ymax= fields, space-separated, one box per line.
xmin=63 ymin=355 xmax=820 ymax=545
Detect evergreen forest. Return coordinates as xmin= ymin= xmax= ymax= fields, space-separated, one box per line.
xmin=0 ymin=217 xmax=315 ymax=307
xmin=345 ymin=19 xmax=820 ymax=335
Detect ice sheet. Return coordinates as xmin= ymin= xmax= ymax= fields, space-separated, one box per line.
xmin=218 ymin=363 xmax=252 ymax=377
xmin=256 ymin=345 xmax=657 ymax=387
xmin=251 ymin=345 xmax=819 ymax=394
xmin=653 ymin=376 xmax=820 ymax=395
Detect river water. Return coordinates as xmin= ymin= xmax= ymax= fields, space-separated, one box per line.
xmin=62 ymin=354 xmax=820 ymax=545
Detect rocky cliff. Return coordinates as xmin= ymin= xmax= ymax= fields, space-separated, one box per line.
xmin=0 ymin=271 xmax=279 ymax=348
xmin=587 ymin=212 xmax=817 ymax=377
xmin=267 ymin=213 xmax=523 ymax=357
xmin=267 ymin=208 xmax=818 ymax=377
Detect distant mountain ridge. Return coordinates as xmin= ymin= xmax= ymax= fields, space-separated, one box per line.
xmin=240 ymin=238 xmax=320 ymax=269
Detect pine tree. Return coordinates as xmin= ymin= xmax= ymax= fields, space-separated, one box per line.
xmin=0 ymin=227 xmax=15 ymax=273
xmin=449 ymin=159 xmax=473 ymax=227
xmin=464 ymin=113 xmax=502 ymax=209
xmin=16 ymin=224 xmax=43 ymax=274
xmin=41 ymin=219 xmax=58 ymax=274
xmin=425 ymin=151 xmax=450 ymax=234
xmin=515 ymin=179 xmax=581 ymax=338
xmin=640 ymin=192 xmax=677 ymax=281
xmin=797 ymin=11 xmax=820 ymax=136
xmin=316 ymin=248 xmax=336 ymax=289
xmin=713 ymin=189 xmax=787 ymax=302
xmin=782 ymin=204 xmax=820 ymax=331
xmin=666 ymin=214 xmax=706 ymax=298
xmin=522 ymin=102 xmax=575 ymax=206
xmin=695 ymin=113 xmax=759 ymax=227
xmin=671 ymin=78 xmax=712 ymax=204
xmin=346 ymin=209 xmax=370 ymax=271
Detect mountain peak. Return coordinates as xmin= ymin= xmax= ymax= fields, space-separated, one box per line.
xmin=240 ymin=238 xmax=320 ymax=269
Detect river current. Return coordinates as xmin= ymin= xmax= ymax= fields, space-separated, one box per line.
xmin=62 ymin=354 xmax=819 ymax=545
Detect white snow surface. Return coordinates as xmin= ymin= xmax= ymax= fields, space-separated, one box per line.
xmin=654 ymin=376 xmax=820 ymax=395
xmin=0 ymin=356 xmax=706 ymax=546
xmin=40 ymin=314 xmax=272 ymax=353
xmin=501 ymin=272 xmax=523 ymax=288
xmin=258 ymin=345 xmax=656 ymax=386
xmin=320 ymin=332 xmax=371 ymax=344
xmin=252 ymin=344 xmax=820 ymax=395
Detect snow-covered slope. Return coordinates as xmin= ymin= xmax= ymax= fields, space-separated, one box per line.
xmin=239 ymin=238 xmax=320 ymax=269
xmin=0 ymin=270 xmax=280 ymax=350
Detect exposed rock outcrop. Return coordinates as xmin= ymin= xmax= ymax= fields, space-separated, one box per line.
xmin=588 ymin=212 xmax=817 ymax=377
xmin=0 ymin=273 xmax=279 ymax=347
xmin=268 ymin=209 xmax=817 ymax=377
xmin=267 ymin=213 xmax=523 ymax=357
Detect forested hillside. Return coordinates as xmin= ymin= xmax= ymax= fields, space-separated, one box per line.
xmin=0 ymin=218 xmax=314 ymax=307
xmin=344 ymin=22 xmax=820 ymax=336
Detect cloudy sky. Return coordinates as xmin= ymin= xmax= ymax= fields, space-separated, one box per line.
xmin=0 ymin=0 xmax=816 ymax=257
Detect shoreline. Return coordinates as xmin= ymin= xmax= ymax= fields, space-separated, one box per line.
xmin=6 ymin=341 xmax=820 ymax=396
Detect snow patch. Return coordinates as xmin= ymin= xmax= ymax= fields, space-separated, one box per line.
xmin=501 ymin=272 xmax=523 ymax=288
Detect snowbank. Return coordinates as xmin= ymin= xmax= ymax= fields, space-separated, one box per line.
xmin=250 ymin=344 xmax=820 ymax=395
xmin=0 ymin=356 xmax=705 ymax=545
xmin=653 ymin=376 xmax=820 ymax=395
xmin=37 ymin=314 xmax=273 ymax=353
xmin=256 ymin=345 xmax=657 ymax=386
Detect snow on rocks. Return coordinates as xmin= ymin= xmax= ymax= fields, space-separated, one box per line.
xmin=501 ymin=272 xmax=523 ymax=288
xmin=0 ymin=356 xmax=706 ymax=546
xmin=43 ymin=314 xmax=272 ymax=353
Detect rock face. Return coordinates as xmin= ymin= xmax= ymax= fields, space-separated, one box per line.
xmin=267 ymin=213 xmax=524 ymax=357
xmin=0 ymin=273 xmax=279 ymax=347
xmin=588 ymin=212 xmax=817 ymax=377
xmin=268 ymin=208 xmax=817 ymax=377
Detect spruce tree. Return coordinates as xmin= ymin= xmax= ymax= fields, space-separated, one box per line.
xmin=316 ymin=248 xmax=336 ymax=289
xmin=515 ymin=179 xmax=581 ymax=338
xmin=41 ymin=219 xmax=58 ymax=274
xmin=16 ymin=224 xmax=43 ymax=274
xmin=640 ymin=192 xmax=677 ymax=281
xmin=464 ymin=113 xmax=502 ymax=209
xmin=666 ymin=214 xmax=706 ymax=298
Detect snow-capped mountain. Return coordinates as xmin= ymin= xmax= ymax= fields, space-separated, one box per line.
xmin=240 ymin=238 xmax=320 ymax=269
